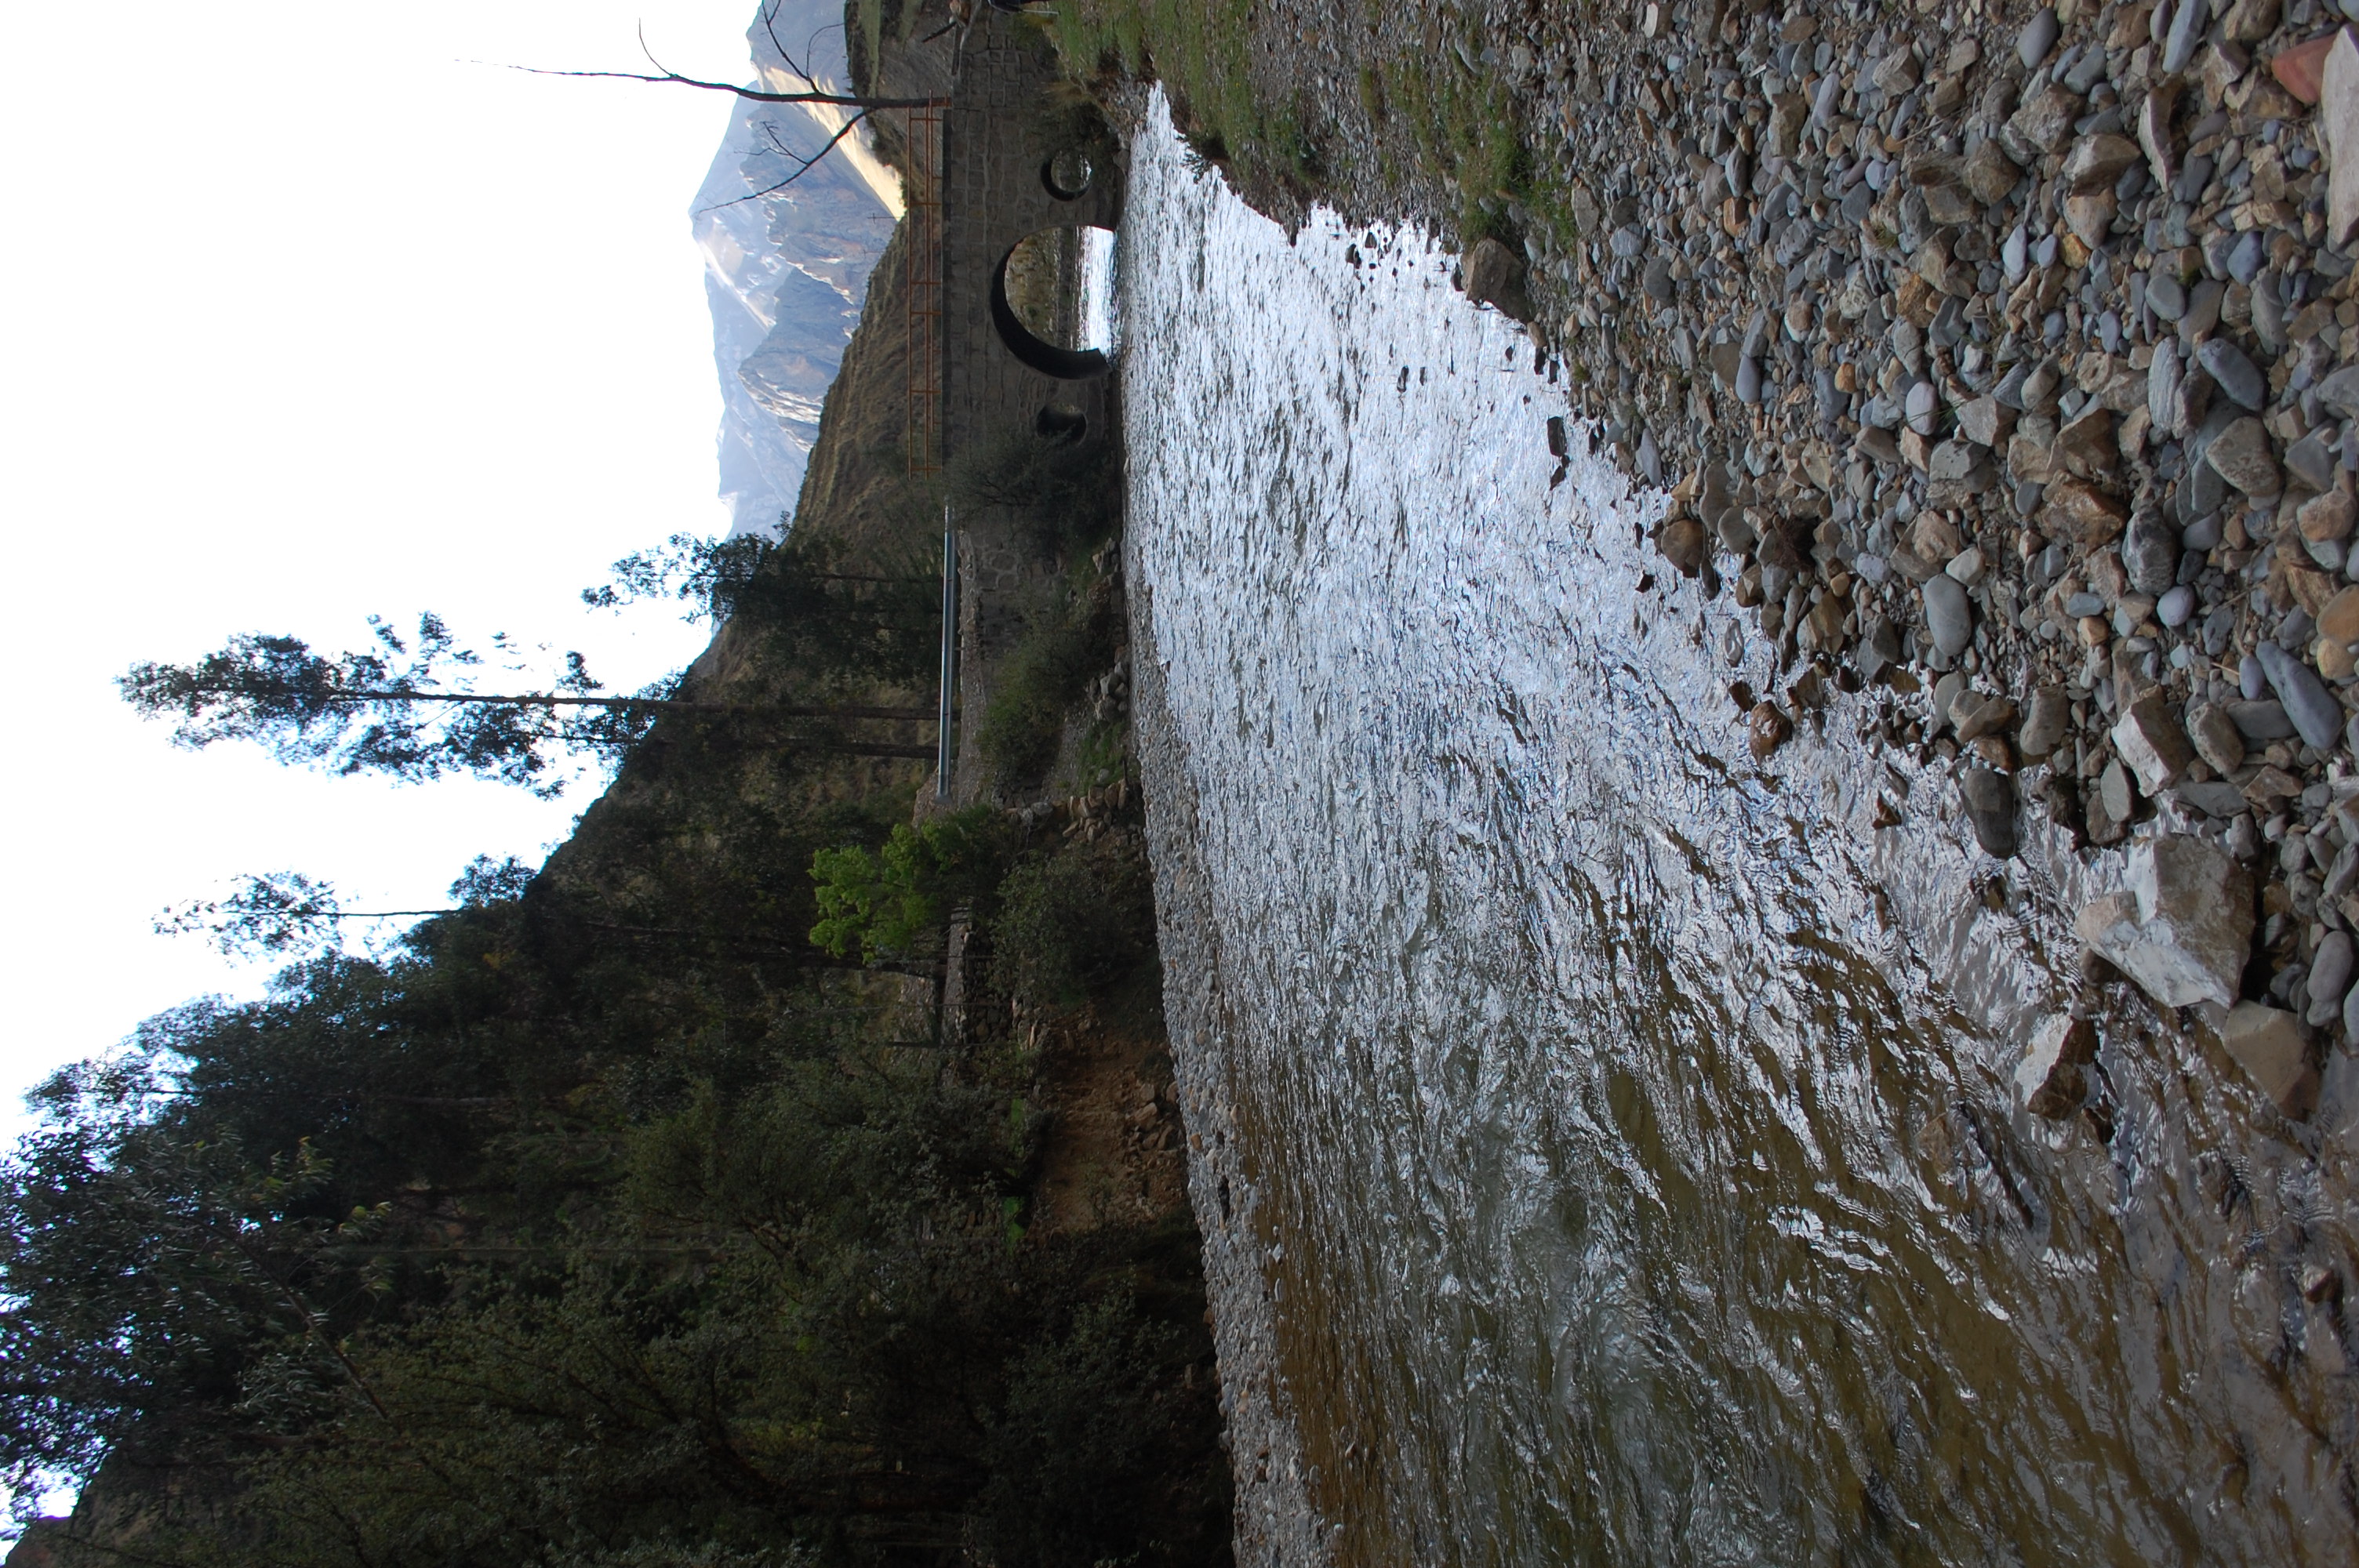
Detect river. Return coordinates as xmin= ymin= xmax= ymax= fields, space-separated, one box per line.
xmin=1118 ymin=93 xmax=2359 ymax=1566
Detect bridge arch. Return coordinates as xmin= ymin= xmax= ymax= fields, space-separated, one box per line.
xmin=938 ymin=16 xmax=1125 ymax=452
xmin=987 ymin=224 xmax=1116 ymax=380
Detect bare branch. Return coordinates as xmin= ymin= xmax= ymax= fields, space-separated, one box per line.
xmin=758 ymin=0 xmax=823 ymax=86
xmin=219 ymin=685 xmax=936 ymax=721
xmin=699 ymin=109 xmax=873 ymax=215
xmin=489 ymin=58 xmax=938 ymax=110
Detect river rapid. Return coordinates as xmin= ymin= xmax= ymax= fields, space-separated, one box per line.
xmin=1117 ymin=94 xmax=2359 ymax=1566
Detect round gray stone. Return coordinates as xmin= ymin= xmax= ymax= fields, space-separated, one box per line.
xmin=2228 ymin=229 xmax=2265 ymax=285
xmin=2123 ymin=510 xmax=2181 ymax=594
xmin=2197 ymin=337 xmax=2266 ymax=410
xmin=1922 ymin=574 xmax=1973 ymax=656
xmin=2308 ymin=932 xmax=2354 ymax=1027
xmin=2019 ymin=6 xmax=2059 ymax=69
xmin=1960 ymin=768 xmax=2020 ymax=858
xmin=2256 ymin=640 xmax=2344 ymax=750
xmin=2165 ymin=0 xmax=2211 ymax=74
xmin=2157 ymin=583 xmax=2197 ymax=626
xmin=1905 ymin=379 xmax=1938 ymax=435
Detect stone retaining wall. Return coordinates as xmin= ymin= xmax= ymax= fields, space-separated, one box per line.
xmin=940 ymin=13 xmax=1125 ymax=802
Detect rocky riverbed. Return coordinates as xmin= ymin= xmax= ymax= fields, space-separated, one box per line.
xmin=1061 ymin=0 xmax=2359 ymax=1124
xmin=1474 ymin=0 xmax=2359 ymax=1129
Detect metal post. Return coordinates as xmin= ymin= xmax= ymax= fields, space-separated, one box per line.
xmin=936 ymin=510 xmax=958 ymax=800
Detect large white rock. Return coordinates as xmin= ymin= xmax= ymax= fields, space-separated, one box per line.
xmin=2016 ymin=1014 xmax=2098 ymax=1119
xmin=2075 ymin=837 xmax=2255 ymax=1009
xmin=2218 ymin=1002 xmax=2321 ymax=1120
xmin=2328 ymin=28 xmax=2359 ymax=247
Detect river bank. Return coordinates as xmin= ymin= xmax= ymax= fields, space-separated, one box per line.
xmin=1057 ymin=0 xmax=2359 ymax=1136
xmin=1110 ymin=84 xmax=2359 ymax=1561
xmin=1044 ymin=0 xmax=2359 ymax=1554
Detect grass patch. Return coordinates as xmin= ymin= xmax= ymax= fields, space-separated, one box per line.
xmin=976 ymin=579 xmax=1120 ymax=793
xmin=1050 ymin=0 xmax=1546 ymax=250
xmin=1073 ymin=721 xmax=1127 ymax=792
xmin=1050 ymin=0 xmax=1261 ymax=171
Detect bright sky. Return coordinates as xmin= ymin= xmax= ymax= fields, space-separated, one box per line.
xmin=0 ymin=2 xmax=782 ymax=1152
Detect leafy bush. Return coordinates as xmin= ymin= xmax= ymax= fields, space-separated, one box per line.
xmin=809 ymin=807 xmax=1011 ymax=962
xmin=973 ymin=1294 xmax=1178 ymax=1568
xmin=988 ymin=836 xmax=1155 ymax=1012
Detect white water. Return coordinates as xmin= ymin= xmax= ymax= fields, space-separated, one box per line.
xmin=1119 ymin=92 xmax=2359 ymax=1566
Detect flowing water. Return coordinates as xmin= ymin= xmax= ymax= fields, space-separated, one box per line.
xmin=1116 ymin=95 xmax=2359 ymax=1566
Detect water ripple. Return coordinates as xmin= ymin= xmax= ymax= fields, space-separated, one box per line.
xmin=1119 ymin=93 xmax=2359 ymax=1566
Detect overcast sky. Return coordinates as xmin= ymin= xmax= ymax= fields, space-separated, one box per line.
xmin=0 ymin=2 xmax=788 ymax=1155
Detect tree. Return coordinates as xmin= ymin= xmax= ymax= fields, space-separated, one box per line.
xmin=0 ymin=1047 xmax=365 ymax=1524
xmin=121 ymin=614 xmax=937 ymax=797
xmin=154 ymin=858 xmax=534 ymax=962
xmin=518 ymin=2 xmax=951 ymax=211
xmin=585 ymin=531 xmax=943 ymax=691
xmin=153 ymin=857 xmax=918 ymax=977
xmin=807 ymin=808 xmax=1012 ymax=964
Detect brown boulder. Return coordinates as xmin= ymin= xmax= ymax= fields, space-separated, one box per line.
xmin=2017 ymin=1014 xmax=2099 ymax=1119
xmin=2299 ymin=486 xmax=2356 ymax=542
xmin=1965 ymin=140 xmax=2022 ymax=205
xmin=2319 ymin=584 xmax=2359 ymax=644
xmin=1656 ymin=515 xmax=1708 ymax=576
xmin=2205 ymin=416 xmax=2282 ymax=497
xmin=1463 ymin=236 xmax=1535 ymax=321
xmin=2219 ymin=1003 xmax=2321 ymax=1120
xmin=2063 ymin=132 xmax=2143 ymax=192
xmin=2041 ymin=480 xmax=2129 ymax=546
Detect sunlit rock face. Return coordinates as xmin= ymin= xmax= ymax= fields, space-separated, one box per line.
xmin=694 ymin=0 xmax=900 ymax=537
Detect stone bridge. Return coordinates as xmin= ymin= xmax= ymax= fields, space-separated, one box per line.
xmin=936 ymin=13 xmax=1126 ymax=803
xmin=940 ymin=13 xmax=1123 ymax=452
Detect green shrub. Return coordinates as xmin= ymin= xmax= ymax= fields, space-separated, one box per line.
xmin=988 ymin=836 xmax=1154 ymax=1011
xmin=973 ymin=1294 xmax=1176 ymax=1568
xmin=809 ymin=807 xmax=1011 ymax=962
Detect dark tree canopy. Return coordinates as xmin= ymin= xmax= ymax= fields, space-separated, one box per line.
xmin=122 ymin=612 xmax=938 ymax=797
xmin=119 ymin=615 xmax=657 ymax=797
xmin=155 ymin=857 xmax=537 ymax=961
xmin=585 ymin=532 xmax=943 ymax=692
xmin=1 ymin=857 xmax=1223 ymax=1564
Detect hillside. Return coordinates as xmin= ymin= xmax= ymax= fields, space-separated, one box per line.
xmin=3 ymin=94 xmax=1223 ymax=1568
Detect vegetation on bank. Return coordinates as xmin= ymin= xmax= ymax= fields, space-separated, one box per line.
xmin=5 ymin=298 xmax=1212 ymax=1568
xmin=1044 ymin=0 xmax=1547 ymax=247
xmin=947 ymin=426 xmax=1129 ymax=797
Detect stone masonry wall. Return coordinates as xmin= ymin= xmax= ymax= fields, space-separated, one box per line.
xmin=940 ymin=13 xmax=1125 ymax=803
